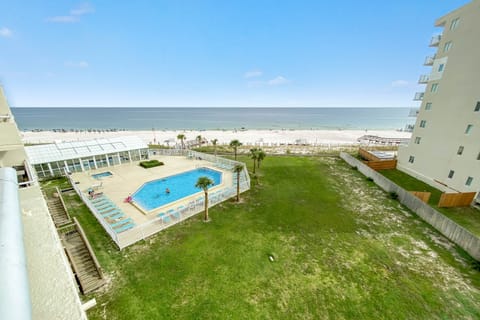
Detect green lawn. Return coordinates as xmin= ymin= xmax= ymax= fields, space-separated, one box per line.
xmin=44 ymin=157 xmax=480 ymax=319
xmin=380 ymin=168 xmax=480 ymax=236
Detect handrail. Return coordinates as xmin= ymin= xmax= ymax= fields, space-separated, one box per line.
xmin=0 ymin=168 xmax=32 ymax=319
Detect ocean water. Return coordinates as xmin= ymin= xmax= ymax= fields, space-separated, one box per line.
xmin=11 ymin=107 xmax=414 ymax=131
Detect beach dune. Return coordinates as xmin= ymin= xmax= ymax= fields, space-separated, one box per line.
xmin=21 ymin=129 xmax=412 ymax=146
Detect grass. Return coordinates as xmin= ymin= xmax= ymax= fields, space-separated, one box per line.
xmin=43 ymin=157 xmax=480 ymax=319
xmin=380 ymin=168 xmax=480 ymax=237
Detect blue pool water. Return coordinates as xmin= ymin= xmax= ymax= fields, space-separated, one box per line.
xmin=132 ymin=167 xmax=222 ymax=211
xmin=92 ymin=171 xmax=112 ymax=179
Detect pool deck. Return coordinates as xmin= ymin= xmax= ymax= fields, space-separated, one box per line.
xmin=71 ymin=155 xmax=233 ymax=225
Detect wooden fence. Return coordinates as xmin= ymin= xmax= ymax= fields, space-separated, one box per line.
xmin=438 ymin=192 xmax=476 ymax=208
xmin=410 ymin=191 xmax=431 ymax=203
xmin=358 ymin=148 xmax=380 ymax=161
xmin=365 ymin=160 xmax=397 ymax=171
xmin=358 ymin=148 xmax=397 ymax=171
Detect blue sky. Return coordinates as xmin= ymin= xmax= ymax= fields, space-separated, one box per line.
xmin=0 ymin=0 xmax=471 ymax=108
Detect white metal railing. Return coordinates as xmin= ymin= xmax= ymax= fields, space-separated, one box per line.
xmin=424 ymin=55 xmax=435 ymax=66
xmin=413 ymin=92 xmax=424 ymax=101
xmin=65 ymin=170 xmax=120 ymax=246
xmin=68 ymin=150 xmax=250 ymax=249
xmin=408 ymin=108 xmax=419 ymax=117
xmin=418 ymin=74 xmax=429 ymax=84
xmin=429 ymin=34 xmax=441 ymax=46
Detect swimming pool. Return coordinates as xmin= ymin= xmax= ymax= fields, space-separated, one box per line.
xmin=92 ymin=171 xmax=113 ymax=179
xmin=132 ymin=167 xmax=222 ymax=212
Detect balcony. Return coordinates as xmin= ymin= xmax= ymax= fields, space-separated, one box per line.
xmin=424 ymin=55 xmax=435 ymax=66
xmin=408 ymin=108 xmax=419 ymax=117
xmin=418 ymin=74 xmax=430 ymax=84
xmin=429 ymin=34 xmax=442 ymax=47
xmin=413 ymin=92 xmax=424 ymax=101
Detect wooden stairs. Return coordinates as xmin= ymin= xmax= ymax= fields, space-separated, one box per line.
xmin=46 ymin=187 xmax=72 ymax=227
xmin=60 ymin=218 xmax=106 ymax=294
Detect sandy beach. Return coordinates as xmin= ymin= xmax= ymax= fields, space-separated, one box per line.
xmin=21 ymin=129 xmax=412 ymax=146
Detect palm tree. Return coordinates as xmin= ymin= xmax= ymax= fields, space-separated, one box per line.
xmin=211 ymin=138 xmax=218 ymax=157
xmin=195 ymin=176 xmax=214 ymax=222
xmin=233 ymin=164 xmax=244 ymax=202
xmin=257 ymin=149 xmax=266 ymax=169
xmin=177 ymin=134 xmax=186 ymax=149
xmin=250 ymin=148 xmax=260 ymax=174
xmin=196 ymin=135 xmax=202 ymax=146
xmin=229 ymin=139 xmax=242 ymax=160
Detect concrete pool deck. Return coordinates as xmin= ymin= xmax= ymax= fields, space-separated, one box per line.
xmin=71 ymin=155 xmax=233 ymax=225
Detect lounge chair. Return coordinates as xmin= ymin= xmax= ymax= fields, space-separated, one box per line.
xmin=114 ymin=222 xmax=135 ymax=233
xmin=110 ymin=218 xmax=132 ymax=228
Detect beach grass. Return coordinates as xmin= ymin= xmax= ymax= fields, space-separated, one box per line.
xmin=42 ymin=156 xmax=480 ymax=319
xmin=380 ymin=168 xmax=480 ymax=237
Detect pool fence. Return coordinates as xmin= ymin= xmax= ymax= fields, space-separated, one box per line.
xmin=67 ymin=150 xmax=250 ymax=249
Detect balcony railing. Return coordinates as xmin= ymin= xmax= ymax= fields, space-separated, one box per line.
xmin=418 ymin=74 xmax=430 ymax=84
xmin=413 ymin=92 xmax=424 ymax=101
xmin=408 ymin=108 xmax=419 ymax=117
xmin=424 ymin=55 xmax=435 ymax=66
xmin=429 ymin=34 xmax=442 ymax=47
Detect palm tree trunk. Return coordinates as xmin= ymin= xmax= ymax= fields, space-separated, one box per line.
xmin=236 ymin=171 xmax=240 ymax=202
xmin=204 ymin=191 xmax=209 ymax=221
xmin=252 ymin=159 xmax=256 ymax=174
xmin=234 ymin=148 xmax=237 ymax=160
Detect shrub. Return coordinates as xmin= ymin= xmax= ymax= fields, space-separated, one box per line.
xmin=352 ymin=166 xmax=358 ymax=171
xmin=366 ymin=177 xmax=374 ymax=182
xmin=140 ymin=160 xmax=164 ymax=169
xmin=388 ymin=191 xmax=399 ymax=200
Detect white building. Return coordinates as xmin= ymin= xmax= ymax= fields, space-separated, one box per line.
xmin=397 ymin=0 xmax=480 ymax=199
xmin=25 ymin=136 xmax=149 ymax=179
xmin=0 ymin=87 xmax=87 ymax=319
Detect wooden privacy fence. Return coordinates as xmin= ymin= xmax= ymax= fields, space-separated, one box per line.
xmin=358 ymin=148 xmax=380 ymax=161
xmin=410 ymin=191 xmax=431 ymax=203
xmin=438 ymin=192 xmax=476 ymax=208
xmin=365 ymin=160 xmax=397 ymax=171
xmin=358 ymin=148 xmax=397 ymax=171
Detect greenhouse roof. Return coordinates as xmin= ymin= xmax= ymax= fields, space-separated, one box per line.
xmin=25 ymin=136 xmax=148 ymax=164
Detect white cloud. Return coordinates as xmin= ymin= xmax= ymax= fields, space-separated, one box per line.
xmin=47 ymin=3 xmax=94 ymax=23
xmin=267 ymin=76 xmax=289 ymax=86
xmin=391 ymin=80 xmax=409 ymax=88
xmin=70 ymin=3 xmax=95 ymax=16
xmin=244 ymin=70 xmax=263 ymax=78
xmin=65 ymin=61 xmax=89 ymax=68
xmin=247 ymin=76 xmax=290 ymax=87
xmin=47 ymin=16 xmax=79 ymax=23
xmin=0 ymin=27 xmax=12 ymax=38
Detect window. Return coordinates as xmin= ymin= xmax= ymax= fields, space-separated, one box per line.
xmin=444 ymin=41 xmax=453 ymax=52
xmin=438 ymin=64 xmax=445 ymax=72
xmin=419 ymin=120 xmax=427 ymax=128
xmin=475 ymin=102 xmax=480 ymax=112
xmin=408 ymin=156 xmax=415 ymax=163
xmin=414 ymin=137 xmax=421 ymax=144
xmin=457 ymin=146 xmax=464 ymax=155
xmin=450 ymin=18 xmax=460 ymax=30
xmin=465 ymin=124 xmax=473 ymax=134
xmin=425 ymin=102 xmax=432 ymax=110
xmin=466 ymin=176 xmax=473 ymax=186
xmin=430 ymin=83 xmax=439 ymax=93
xmin=448 ymin=170 xmax=455 ymax=179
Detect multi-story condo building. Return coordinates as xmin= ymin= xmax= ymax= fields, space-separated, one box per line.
xmin=0 ymin=87 xmax=87 ymax=319
xmin=398 ymin=0 xmax=480 ymax=199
